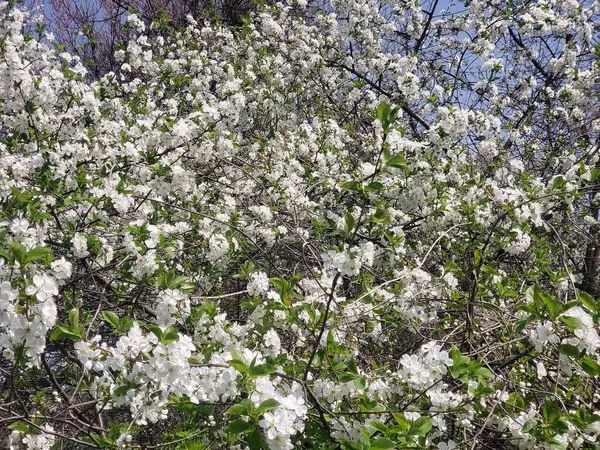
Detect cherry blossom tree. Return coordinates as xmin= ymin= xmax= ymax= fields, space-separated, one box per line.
xmin=1 ymin=0 xmax=600 ymax=449
xmin=45 ymin=0 xmax=269 ymax=77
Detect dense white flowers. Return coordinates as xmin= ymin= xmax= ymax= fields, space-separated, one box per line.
xmin=50 ymin=257 xmax=72 ymax=280
xmin=9 ymin=425 xmax=56 ymax=450
xmin=262 ymin=328 xmax=282 ymax=357
xmin=253 ymin=377 xmax=307 ymax=450
xmin=25 ymin=274 xmax=58 ymax=302
xmin=482 ymin=57 xmax=504 ymax=72
xmin=561 ymin=307 xmax=600 ymax=354
xmin=398 ymin=341 xmax=453 ymax=389
xmin=322 ymin=249 xmax=362 ymax=276
xmin=71 ymin=233 xmax=89 ymax=258
xmin=505 ymin=229 xmax=531 ymax=255
xmin=248 ymin=271 xmax=270 ymax=297
xmin=1 ymin=0 xmax=600 ymax=448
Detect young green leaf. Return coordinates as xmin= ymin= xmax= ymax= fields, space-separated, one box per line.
xmin=226 ymin=419 xmax=251 ymax=434
xmin=102 ymin=311 xmax=120 ymax=329
xmin=256 ymin=399 xmax=280 ymax=415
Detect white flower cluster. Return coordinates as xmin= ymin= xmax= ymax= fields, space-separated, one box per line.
xmin=71 ymin=233 xmax=89 ymax=258
xmin=248 ymin=271 xmax=270 ymax=297
xmin=529 ymin=320 xmax=559 ymax=352
xmin=560 ymin=307 xmax=600 ymax=355
xmin=154 ymin=289 xmax=191 ymax=326
xmin=1 ymin=0 xmax=600 ymax=447
xmin=9 ymin=425 xmax=56 ymax=450
xmin=505 ymin=228 xmax=531 ymax=255
xmin=398 ymin=341 xmax=453 ymax=389
xmin=75 ymin=323 xmax=240 ymax=424
xmin=253 ymin=376 xmax=308 ymax=450
xmin=322 ymin=249 xmax=362 ymax=277
xmin=0 ymin=272 xmax=58 ymax=365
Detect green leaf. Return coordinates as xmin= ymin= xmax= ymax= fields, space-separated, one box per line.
xmin=407 ymin=416 xmax=432 ymax=436
xmin=269 ymin=277 xmax=287 ymax=291
xmin=365 ymin=181 xmax=384 ymax=192
xmin=360 ymin=398 xmax=382 ymax=412
xmin=161 ymin=327 xmax=179 ymax=344
xmin=552 ymin=175 xmax=567 ymax=190
xmin=24 ymin=247 xmax=52 ymax=263
xmin=10 ymin=186 xmax=33 ymax=204
xmin=386 ymin=154 xmax=408 ymax=169
xmin=226 ymin=404 xmax=248 ymax=415
xmin=549 ymin=420 xmax=569 ymax=434
xmin=341 ymin=181 xmax=361 ymax=192
xmin=7 ymin=241 xmax=27 ymax=264
xmin=8 ymin=421 xmax=32 ymax=433
xmin=240 ymin=398 xmax=254 ymax=414
xmin=371 ymin=208 xmax=390 ymax=224
xmin=50 ymin=325 xmax=82 ymax=341
xmin=542 ymin=401 xmax=560 ymax=423
xmin=392 ymin=413 xmax=408 ymax=432
xmin=340 ymin=373 xmax=357 ymax=383
xmin=376 ymin=102 xmax=399 ymax=133
xmin=369 ymin=421 xmax=389 ymax=433
xmin=558 ymin=344 xmax=580 ymax=357
xmin=114 ymin=380 xmax=137 ymax=396
xmin=69 ymin=308 xmax=79 ymax=328
xmin=146 ymin=324 xmax=163 ymax=341
xmin=581 ymin=356 xmax=600 ymax=376
xmin=578 ymin=291 xmax=597 ymax=313
xmin=371 ymin=438 xmax=396 ymax=449
xmin=515 ymin=315 xmax=533 ymax=333
xmin=377 ymin=102 xmax=392 ymax=130
xmin=256 ymin=399 xmax=280 ymax=414
xmin=250 ymin=364 xmax=276 ymax=377
xmin=348 ymin=358 xmax=358 ymax=374
xmin=353 ymin=377 xmax=366 ymax=390
xmin=338 ymin=439 xmax=361 ymax=450
xmin=475 ymin=367 xmax=493 ymax=379
xmin=525 ymin=285 xmax=536 ymax=304
xmin=449 ymin=345 xmax=471 ymax=380
xmin=168 ymin=275 xmax=189 ymax=289
xmin=226 ymin=419 xmax=251 ymax=434
xmin=228 ymin=359 xmax=249 ymax=374
xmin=507 ymin=392 xmax=525 ymax=410
xmin=560 ymin=315 xmax=582 ymax=330
xmin=102 ymin=311 xmax=120 ymax=329
xmin=344 ymin=213 xmax=355 ymax=234
xmin=247 ymin=429 xmax=263 ymax=450
xmin=327 ymin=329 xmax=334 ymax=346
xmin=538 ymin=289 xmax=562 ymax=317
xmin=231 ymin=349 xmax=245 ymax=362
xmin=121 ymin=317 xmax=134 ymax=331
